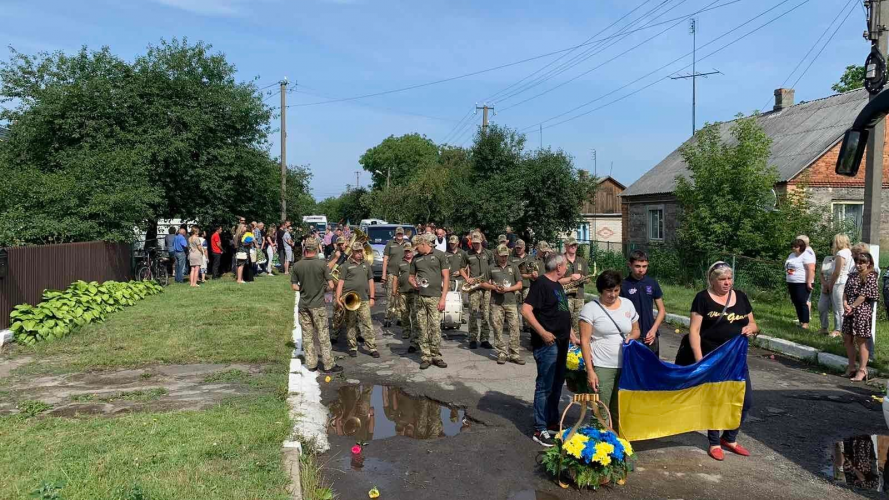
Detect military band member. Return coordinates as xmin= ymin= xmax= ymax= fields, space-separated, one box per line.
xmin=336 ymin=241 xmax=380 ymax=358
xmin=446 ymin=235 xmax=468 ymax=291
xmin=410 ymin=234 xmax=450 ymax=369
xmin=462 ymin=232 xmax=493 ymax=350
xmin=327 ymin=236 xmax=348 ymax=270
xmin=532 ymin=241 xmax=553 ymax=282
xmin=482 ymin=245 xmax=526 ymax=365
xmin=511 ymin=239 xmax=532 ymax=303
xmin=291 ymin=239 xmax=343 ymax=373
xmin=397 ymin=243 xmax=419 ymax=352
xmin=561 ymin=237 xmax=590 ymax=334
xmin=382 ymin=226 xmax=408 ymax=328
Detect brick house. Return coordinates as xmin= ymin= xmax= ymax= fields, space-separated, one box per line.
xmin=621 ymin=88 xmax=889 ymax=248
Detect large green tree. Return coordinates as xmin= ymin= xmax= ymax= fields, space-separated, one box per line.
xmin=285 ymin=165 xmax=316 ymax=222
xmin=359 ymin=133 xmax=440 ymax=189
xmin=0 ymin=39 xmax=286 ymax=246
xmin=831 ymin=64 xmax=865 ymax=93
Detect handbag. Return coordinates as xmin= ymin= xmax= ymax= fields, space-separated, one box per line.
xmin=675 ymin=290 xmax=733 ymax=366
xmin=249 ymin=249 xmax=257 ymax=262
xmin=236 ymin=251 xmax=247 ymax=261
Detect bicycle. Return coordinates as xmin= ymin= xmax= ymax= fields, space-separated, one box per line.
xmin=136 ymin=248 xmax=170 ymax=286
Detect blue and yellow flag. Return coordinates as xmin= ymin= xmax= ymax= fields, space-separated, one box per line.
xmin=618 ymin=336 xmax=748 ymax=442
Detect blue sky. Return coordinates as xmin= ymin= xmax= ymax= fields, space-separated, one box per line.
xmin=2 ymin=0 xmax=868 ymax=200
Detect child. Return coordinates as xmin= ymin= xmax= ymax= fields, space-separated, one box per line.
xmin=620 ymin=250 xmax=666 ymax=356
xmin=842 ymin=252 xmax=879 ymax=382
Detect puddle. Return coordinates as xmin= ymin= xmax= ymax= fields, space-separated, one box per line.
xmin=327 ymin=385 xmax=469 ymax=441
xmin=506 ymin=490 xmax=562 ymax=500
xmin=828 ymin=434 xmax=889 ymax=492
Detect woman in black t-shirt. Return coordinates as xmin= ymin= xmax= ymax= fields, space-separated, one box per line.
xmin=687 ymin=261 xmax=759 ymax=462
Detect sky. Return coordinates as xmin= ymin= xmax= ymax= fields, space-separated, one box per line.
xmin=1 ymin=0 xmax=870 ymax=201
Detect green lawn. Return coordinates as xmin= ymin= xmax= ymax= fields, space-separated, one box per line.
xmin=0 ymin=275 xmax=299 ymax=500
xmin=654 ymin=283 xmax=889 ymax=372
xmin=7 ymin=276 xmax=296 ymax=374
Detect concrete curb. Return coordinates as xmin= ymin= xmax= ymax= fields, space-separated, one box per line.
xmin=0 ymin=329 xmax=12 ymax=347
xmin=584 ymin=293 xmax=878 ymax=377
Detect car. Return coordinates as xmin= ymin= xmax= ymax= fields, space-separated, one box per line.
xmin=360 ymin=224 xmax=417 ymax=280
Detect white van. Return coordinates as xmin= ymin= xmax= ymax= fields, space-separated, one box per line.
xmin=359 ymin=218 xmax=388 ymax=227
xmin=303 ymin=215 xmax=328 ymax=235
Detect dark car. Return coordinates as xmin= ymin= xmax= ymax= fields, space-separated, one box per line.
xmin=360 ymin=224 xmax=417 ymax=280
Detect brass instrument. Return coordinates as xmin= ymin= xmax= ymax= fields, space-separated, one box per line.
xmin=461 ymin=275 xmax=487 ymax=292
xmin=333 ymin=291 xmax=362 ymax=329
xmin=564 ymin=275 xmax=592 ymax=295
xmin=520 ymin=259 xmax=539 ymax=275
xmin=345 ymin=228 xmax=375 ymax=266
xmin=419 ymin=278 xmax=430 ymax=289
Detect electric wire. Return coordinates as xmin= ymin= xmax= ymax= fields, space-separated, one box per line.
xmin=441 ymin=108 xmax=476 ymax=144
xmin=788 ymin=0 xmax=857 ymax=90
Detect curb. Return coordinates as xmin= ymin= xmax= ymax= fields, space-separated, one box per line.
xmin=584 ymin=293 xmax=879 ymax=378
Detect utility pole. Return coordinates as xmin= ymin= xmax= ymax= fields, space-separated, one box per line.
xmin=670 ymin=19 xmax=721 ymax=136
xmin=355 ymin=171 xmax=360 ymax=190
xmin=386 ymin=167 xmax=391 ymax=190
xmin=864 ymin=0 xmax=887 ymax=261
xmin=280 ymin=78 xmax=288 ymax=222
xmin=476 ymin=104 xmax=494 ymax=133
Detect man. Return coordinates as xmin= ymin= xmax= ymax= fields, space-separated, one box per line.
xmin=410 ymin=234 xmax=450 ymax=369
xmin=462 ymin=232 xmax=493 ymax=350
xmin=446 ymin=235 xmax=467 ymax=291
xmin=164 ymin=226 xmax=177 ymax=275
xmin=532 ymin=241 xmax=552 ymax=282
xmin=277 ymin=221 xmax=289 ymax=270
xmin=505 ymin=226 xmax=517 ymax=249
xmin=521 ymin=253 xmax=577 ymax=447
xmin=328 ymin=236 xmax=348 ymax=271
xmin=397 ymin=243 xmax=419 ymax=352
xmin=323 ymin=225 xmax=335 ymax=258
xmin=483 ymin=245 xmax=525 ymax=365
xmin=511 ymin=239 xmax=533 ymax=330
xmin=210 ymin=226 xmax=223 ymax=279
xmin=497 ymin=234 xmax=508 ymax=247
xmin=620 ymin=250 xmax=666 ymax=356
xmin=560 ymin=237 xmax=590 ymax=334
xmin=173 ymin=227 xmax=188 ymax=283
xmin=291 ymin=239 xmax=343 ymax=373
xmin=382 ymin=227 xmax=408 ymax=328
xmin=433 ymin=228 xmax=447 ymax=252
xmin=336 ymin=241 xmax=380 ymax=358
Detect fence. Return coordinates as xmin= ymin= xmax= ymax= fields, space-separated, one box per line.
xmin=0 ymin=241 xmax=133 ymax=329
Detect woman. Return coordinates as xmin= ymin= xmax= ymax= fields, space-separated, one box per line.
xmin=199 ymin=230 xmax=209 ymax=283
xmin=842 ymin=252 xmax=879 ymax=381
xmin=785 ymin=238 xmax=815 ymax=329
xmin=822 ymin=234 xmax=853 ymax=337
xmin=265 ymin=224 xmax=278 ymax=276
xmin=686 ymin=262 xmax=759 ymax=461
xmin=187 ymin=227 xmax=203 ymax=288
xmin=283 ymin=227 xmax=295 ymax=274
xmin=579 ymin=270 xmax=640 ymax=433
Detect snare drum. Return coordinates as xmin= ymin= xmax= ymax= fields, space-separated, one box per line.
xmin=442 ymin=290 xmax=463 ymax=329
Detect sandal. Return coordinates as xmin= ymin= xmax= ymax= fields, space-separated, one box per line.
xmin=851 ymin=369 xmax=869 ymax=382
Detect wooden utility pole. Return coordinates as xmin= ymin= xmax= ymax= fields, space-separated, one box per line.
xmin=864 ymin=0 xmax=887 ymax=259
xmin=280 ymin=79 xmax=288 ymax=222
xmin=476 ymin=104 xmax=493 ymax=133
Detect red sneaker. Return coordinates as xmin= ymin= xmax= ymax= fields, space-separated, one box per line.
xmin=708 ymin=447 xmax=724 ymax=461
xmin=720 ymin=439 xmax=750 ymax=456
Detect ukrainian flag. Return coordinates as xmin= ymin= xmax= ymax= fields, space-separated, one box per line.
xmin=618 ymin=336 xmax=748 ymax=442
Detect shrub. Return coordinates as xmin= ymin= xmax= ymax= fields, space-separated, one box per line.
xmin=9 ymin=280 xmax=163 ymax=345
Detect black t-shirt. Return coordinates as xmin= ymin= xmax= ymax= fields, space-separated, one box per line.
xmin=525 ymin=275 xmax=572 ymax=349
xmin=690 ymin=289 xmax=752 ymax=356
xmin=276 ymin=229 xmax=285 ymax=249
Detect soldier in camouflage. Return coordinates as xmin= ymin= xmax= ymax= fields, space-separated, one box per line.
xmin=561 ymin=237 xmax=590 ymax=334
xmin=382 ymin=226 xmax=407 ymax=328
xmin=410 ymin=234 xmax=450 ymax=369
xmin=463 ymin=232 xmax=493 ymax=350
xmin=290 ymin=239 xmax=343 ymax=373
xmin=336 ymin=241 xmax=380 ymax=358
xmin=483 ymin=245 xmax=526 ymax=365
xmin=397 ymin=243 xmax=419 ymax=352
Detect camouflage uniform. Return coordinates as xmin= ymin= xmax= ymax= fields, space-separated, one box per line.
xmin=488 ymin=249 xmax=524 ymax=362
xmin=416 ymin=296 xmax=443 ymax=363
xmin=466 ymin=246 xmax=491 ymax=342
xmin=299 ymin=307 xmax=335 ymax=371
xmin=383 ymin=234 xmax=407 ymax=322
xmin=345 ymin=301 xmax=377 ymax=352
xmin=338 ymin=255 xmax=377 ymax=353
xmin=564 ymin=246 xmax=590 ymax=335
xmin=396 ymin=255 xmax=418 ymax=346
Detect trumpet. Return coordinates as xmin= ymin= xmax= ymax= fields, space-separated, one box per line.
xmin=419 ymin=278 xmax=430 ymax=289
xmin=461 ymin=275 xmax=487 ymax=292
xmin=495 ymin=279 xmax=512 ymax=293
xmin=564 ymin=275 xmax=592 ymax=295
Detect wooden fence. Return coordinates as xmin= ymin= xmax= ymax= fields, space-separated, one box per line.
xmin=0 ymin=241 xmax=133 ymax=329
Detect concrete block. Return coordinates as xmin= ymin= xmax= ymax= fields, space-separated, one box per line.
xmin=817 ymin=352 xmax=877 ymax=377
xmin=0 ymin=330 xmax=12 ymax=347
xmin=751 ymin=334 xmax=773 ymax=350
xmin=764 ymin=337 xmax=818 ymax=362
xmin=664 ymin=312 xmax=690 ymax=327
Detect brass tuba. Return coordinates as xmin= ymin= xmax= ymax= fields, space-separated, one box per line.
xmin=346 ymin=228 xmax=375 ymax=266
xmin=333 ymin=291 xmax=362 ymax=329
xmin=343 ymin=291 xmax=362 ymax=311
xmin=461 ymin=276 xmax=487 ymax=292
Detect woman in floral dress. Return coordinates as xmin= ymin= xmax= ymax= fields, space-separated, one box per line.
xmin=842 ymin=252 xmax=879 ymax=381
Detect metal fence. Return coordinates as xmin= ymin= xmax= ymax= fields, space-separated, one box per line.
xmin=0 ymin=241 xmax=133 ymax=329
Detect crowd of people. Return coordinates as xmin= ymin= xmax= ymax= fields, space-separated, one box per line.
xmin=288 ymin=223 xmax=762 ymax=461
xmin=784 ymin=233 xmax=882 ymax=381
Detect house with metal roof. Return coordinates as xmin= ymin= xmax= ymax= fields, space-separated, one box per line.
xmin=621 ymin=87 xmax=889 ymax=248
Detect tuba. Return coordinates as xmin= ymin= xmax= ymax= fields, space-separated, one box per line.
xmin=346 ymin=228 xmax=375 ymax=266
xmin=333 ymin=291 xmax=363 ymax=329
xmin=461 ymin=276 xmax=487 ymax=292
xmin=564 ymin=275 xmax=592 ymax=295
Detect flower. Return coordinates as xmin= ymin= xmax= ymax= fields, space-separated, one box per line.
xmin=563 ymin=434 xmax=589 ymax=459
xmin=566 ymin=349 xmax=583 ymax=371
xmin=595 ymin=442 xmax=615 ymax=457
xmin=324 ymin=376 xmax=332 ymax=383
xmin=352 ymin=445 xmax=362 ymax=454
xmin=618 ymin=438 xmax=634 ymax=456
xmin=368 ymin=487 xmax=380 ymax=498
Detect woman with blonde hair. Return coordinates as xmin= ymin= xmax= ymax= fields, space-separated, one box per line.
xmin=187 ymin=227 xmax=203 ymax=288
xmin=820 ymin=234 xmax=853 ymax=337
xmin=843 ymin=252 xmax=880 ymax=381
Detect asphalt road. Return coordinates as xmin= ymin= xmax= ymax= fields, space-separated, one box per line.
xmin=319 ymin=284 xmax=886 ymax=500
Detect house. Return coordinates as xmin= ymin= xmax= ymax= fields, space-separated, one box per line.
xmin=571 ymin=176 xmax=625 ymax=248
xmin=621 ymin=88 xmax=889 ymax=248
xmin=0 ymin=125 xmax=8 ymax=142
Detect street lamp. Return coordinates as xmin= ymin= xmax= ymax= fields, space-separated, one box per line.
xmin=374 ymin=168 xmax=391 ymax=189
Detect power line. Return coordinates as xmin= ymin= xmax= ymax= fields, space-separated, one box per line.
xmin=441 ymin=108 xmax=476 ymax=144
xmin=788 ymin=0 xmax=857 ymax=90
xmin=290 ymin=89 xmax=458 ymax=123
xmin=263 ymin=89 xmax=281 ymax=103
xmin=521 ymin=0 xmax=811 ymax=132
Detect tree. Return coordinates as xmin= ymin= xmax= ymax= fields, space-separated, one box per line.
xmin=285 ymin=165 xmax=316 ymax=222
xmin=359 ymin=133 xmax=439 ymax=189
xmin=461 ymin=125 xmax=527 ymax=235
xmin=316 ymin=188 xmax=372 ymax=225
xmin=832 ymin=64 xmax=865 ymax=93
xmin=674 ymin=116 xmax=779 ymax=258
xmin=0 ymin=39 xmax=281 ymax=246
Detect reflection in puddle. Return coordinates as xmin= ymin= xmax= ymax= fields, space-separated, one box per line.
xmin=831 ymin=435 xmax=889 ymax=492
xmin=327 ymin=385 xmax=469 ymax=441
xmin=506 ymin=490 xmax=562 ymax=500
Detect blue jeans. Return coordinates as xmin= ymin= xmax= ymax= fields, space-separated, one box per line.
xmin=708 ymin=368 xmax=752 ymax=446
xmin=533 ymin=338 xmax=569 ymax=432
xmin=174 ymin=251 xmax=186 ymax=283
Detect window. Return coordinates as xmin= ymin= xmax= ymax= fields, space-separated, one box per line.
xmin=575 ymin=223 xmax=590 ymax=242
xmin=647 ymin=206 xmax=664 ymax=241
xmin=832 ymin=202 xmax=864 ymax=232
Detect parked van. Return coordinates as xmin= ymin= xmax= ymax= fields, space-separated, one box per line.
xmin=302 ymin=215 xmax=328 ymax=236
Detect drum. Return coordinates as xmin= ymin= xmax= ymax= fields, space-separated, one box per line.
xmin=441 ymin=290 xmax=463 ymax=329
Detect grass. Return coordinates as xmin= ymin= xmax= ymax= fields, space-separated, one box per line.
xmin=16 ymin=400 xmax=53 ymax=417
xmin=70 ymin=388 xmax=169 ymax=403
xmin=654 ymin=282 xmax=889 ymax=372
xmin=0 ymin=395 xmax=292 ymax=500
xmin=299 ymin=452 xmax=337 ymax=500
xmin=8 ymin=276 xmax=296 ymax=374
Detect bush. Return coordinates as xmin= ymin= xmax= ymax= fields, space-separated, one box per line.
xmin=9 ymin=280 xmax=163 ymax=345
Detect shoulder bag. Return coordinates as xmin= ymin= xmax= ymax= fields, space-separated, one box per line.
xmin=592 ymin=300 xmax=627 ymax=341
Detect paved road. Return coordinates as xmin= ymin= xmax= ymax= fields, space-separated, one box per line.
xmin=320 ymin=284 xmax=885 ymax=499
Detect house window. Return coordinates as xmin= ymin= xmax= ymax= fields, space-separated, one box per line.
xmin=576 ymin=222 xmax=590 ymax=242
xmin=647 ymin=206 xmax=664 ymax=241
xmin=832 ymin=201 xmax=864 ymax=231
